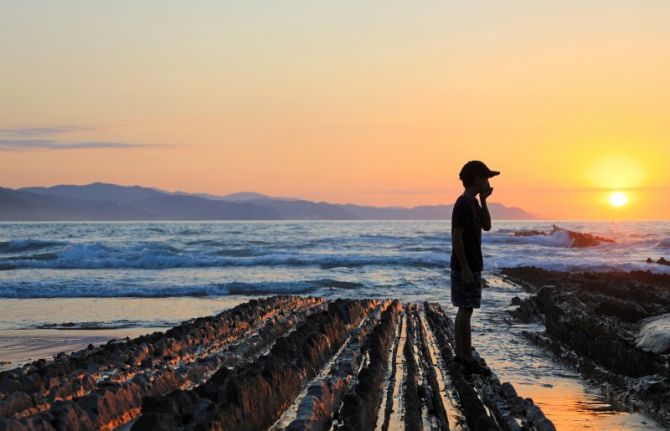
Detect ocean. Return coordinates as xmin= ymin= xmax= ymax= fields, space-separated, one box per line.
xmin=1 ymin=220 xmax=669 ymax=430
xmin=1 ymin=220 xmax=668 ymax=300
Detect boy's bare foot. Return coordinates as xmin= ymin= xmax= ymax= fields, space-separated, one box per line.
xmin=453 ymin=356 xmax=491 ymax=376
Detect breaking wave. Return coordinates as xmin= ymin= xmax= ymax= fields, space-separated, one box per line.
xmin=0 ymin=239 xmax=67 ymax=253
xmin=0 ymin=279 xmax=366 ymax=298
xmin=487 ymin=226 xmax=615 ymax=248
xmin=0 ymin=241 xmax=447 ymax=269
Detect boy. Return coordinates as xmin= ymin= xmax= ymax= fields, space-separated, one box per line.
xmin=450 ymin=160 xmax=500 ymax=375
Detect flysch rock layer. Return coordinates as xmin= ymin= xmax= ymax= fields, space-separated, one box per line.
xmin=0 ymin=296 xmax=554 ymax=431
xmin=502 ymin=267 xmax=670 ymax=428
xmin=0 ymin=296 xmax=325 ymax=430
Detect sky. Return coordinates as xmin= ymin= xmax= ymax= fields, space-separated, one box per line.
xmin=1 ymin=1 xmax=669 ymax=220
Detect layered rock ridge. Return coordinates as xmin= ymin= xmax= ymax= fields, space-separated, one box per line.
xmin=1 ymin=296 xmax=554 ymax=431
xmin=503 ymin=267 xmax=670 ymax=427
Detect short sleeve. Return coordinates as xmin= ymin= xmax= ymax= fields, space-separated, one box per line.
xmin=451 ymin=199 xmax=471 ymax=229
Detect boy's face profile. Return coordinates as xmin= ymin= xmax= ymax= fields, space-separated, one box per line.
xmin=472 ymin=176 xmax=491 ymax=194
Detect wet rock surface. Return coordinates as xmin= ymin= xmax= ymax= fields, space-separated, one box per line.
xmin=1 ymin=296 xmax=552 ymax=430
xmin=0 ymin=296 xmax=324 ymax=430
xmin=335 ymin=301 xmax=400 ymax=430
xmin=502 ymin=266 xmax=670 ymax=427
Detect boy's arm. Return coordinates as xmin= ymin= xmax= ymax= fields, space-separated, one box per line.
xmin=480 ymin=189 xmax=492 ymax=231
xmin=452 ymin=227 xmax=474 ymax=283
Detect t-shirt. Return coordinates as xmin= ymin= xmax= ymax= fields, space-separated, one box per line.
xmin=450 ymin=195 xmax=483 ymax=272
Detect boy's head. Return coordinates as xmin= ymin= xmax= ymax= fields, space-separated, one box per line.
xmin=459 ymin=160 xmax=500 ymax=191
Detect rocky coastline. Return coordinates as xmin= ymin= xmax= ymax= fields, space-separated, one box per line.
xmin=502 ymin=267 xmax=670 ymax=427
xmin=1 ymin=296 xmax=555 ymax=430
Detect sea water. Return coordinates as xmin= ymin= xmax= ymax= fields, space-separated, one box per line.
xmin=1 ymin=220 xmax=669 ymax=429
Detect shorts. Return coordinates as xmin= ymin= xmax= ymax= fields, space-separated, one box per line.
xmin=450 ymin=270 xmax=482 ymax=309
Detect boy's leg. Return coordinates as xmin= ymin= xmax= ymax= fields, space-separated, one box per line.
xmin=455 ymin=306 xmax=473 ymax=360
xmin=451 ymin=270 xmax=480 ymax=360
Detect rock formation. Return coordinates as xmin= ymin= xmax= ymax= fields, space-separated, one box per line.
xmin=1 ymin=296 xmax=554 ymax=430
xmin=646 ymin=257 xmax=670 ymax=267
xmin=502 ymin=267 xmax=670 ymax=427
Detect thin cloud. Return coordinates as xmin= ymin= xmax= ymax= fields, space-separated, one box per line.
xmin=0 ymin=127 xmax=94 ymax=136
xmin=0 ymin=139 xmax=153 ymax=150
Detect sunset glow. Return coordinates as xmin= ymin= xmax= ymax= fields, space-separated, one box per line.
xmin=1 ymin=1 xmax=669 ymax=220
xmin=2 ymin=4 xmax=670 ymax=430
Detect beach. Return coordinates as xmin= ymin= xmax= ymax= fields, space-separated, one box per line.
xmin=0 ymin=296 xmax=250 ymax=372
xmin=1 ymin=220 xmax=669 ymax=429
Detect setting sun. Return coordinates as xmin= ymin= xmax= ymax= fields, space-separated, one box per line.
xmin=609 ymin=192 xmax=627 ymax=207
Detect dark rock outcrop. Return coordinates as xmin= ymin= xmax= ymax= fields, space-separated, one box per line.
xmin=0 ymin=297 xmax=552 ymax=431
xmin=424 ymin=302 xmax=554 ymax=431
xmin=134 ymin=299 xmax=377 ymax=431
xmin=336 ymin=301 xmax=401 ymax=431
xmin=646 ymin=256 xmax=670 ymax=267
xmin=0 ymin=296 xmax=324 ymax=430
xmin=503 ymin=267 xmax=670 ymax=427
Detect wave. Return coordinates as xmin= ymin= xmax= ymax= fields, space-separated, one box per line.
xmin=487 ymin=226 xmax=615 ymax=248
xmin=0 ymin=239 xmax=67 ymax=253
xmin=359 ymin=234 xmax=407 ymax=240
xmin=0 ymin=279 xmax=366 ymax=298
xmin=317 ymin=255 xmax=445 ymax=269
xmin=212 ymin=248 xmax=260 ymax=257
xmin=225 ymin=279 xmax=364 ymax=295
xmin=402 ymin=246 xmax=446 ymax=253
xmin=0 ymin=242 xmax=448 ymax=269
xmin=491 ymin=255 xmax=670 ymax=275
xmin=487 ymin=230 xmax=573 ymax=247
xmin=177 ymin=229 xmax=203 ymax=236
xmin=358 ymin=233 xmax=445 ymax=243
xmin=656 ymin=238 xmax=670 ymax=249
xmin=313 ymin=279 xmax=365 ymax=289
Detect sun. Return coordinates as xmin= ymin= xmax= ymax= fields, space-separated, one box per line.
xmin=609 ymin=192 xmax=627 ymax=207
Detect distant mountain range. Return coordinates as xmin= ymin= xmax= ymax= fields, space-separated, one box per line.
xmin=0 ymin=183 xmax=535 ymax=221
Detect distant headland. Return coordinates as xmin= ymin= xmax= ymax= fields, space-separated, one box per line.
xmin=0 ymin=183 xmax=535 ymax=221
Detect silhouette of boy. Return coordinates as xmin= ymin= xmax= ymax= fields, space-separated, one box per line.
xmin=450 ymin=160 xmax=500 ymax=375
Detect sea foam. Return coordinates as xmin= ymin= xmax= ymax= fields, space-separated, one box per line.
xmin=0 ymin=279 xmax=365 ymax=298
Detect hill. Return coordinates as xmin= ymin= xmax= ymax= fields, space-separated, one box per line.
xmin=0 ymin=183 xmax=537 ymax=221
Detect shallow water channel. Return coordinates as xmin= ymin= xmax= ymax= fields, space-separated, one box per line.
xmin=442 ymin=273 xmax=665 ymax=430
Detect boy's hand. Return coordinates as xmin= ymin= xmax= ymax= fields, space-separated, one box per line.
xmin=462 ymin=267 xmax=475 ymax=285
xmin=480 ymin=187 xmax=493 ymax=200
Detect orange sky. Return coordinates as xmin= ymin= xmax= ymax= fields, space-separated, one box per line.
xmin=1 ymin=1 xmax=669 ymax=219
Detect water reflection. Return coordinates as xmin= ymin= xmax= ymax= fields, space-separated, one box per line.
xmin=446 ymin=273 xmax=665 ymax=430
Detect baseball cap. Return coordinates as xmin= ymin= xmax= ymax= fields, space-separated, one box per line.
xmin=459 ymin=160 xmax=500 ymax=182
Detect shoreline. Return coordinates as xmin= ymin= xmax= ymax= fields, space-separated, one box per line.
xmin=0 ymin=296 xmax=252 ymax=371
xmin=0 ymin=279 xmax=666 ymax=429
xmin=0 ymin=328 xmax=166 ymax=372
xmin=0 ymin=297 xmax=555 ymax=430
xmin=502 ymin=266 xmax=670 ymax=427
xmin=1 ymin=263 xmax=669 ymax=429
